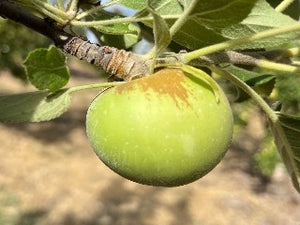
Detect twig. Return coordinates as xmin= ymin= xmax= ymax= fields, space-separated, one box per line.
xmin=0 ymin=0 xmax=71 ymax=46
xmin=57 ymin=0 xmax=65 ymax=10
xmin=0 ymin=0 xmax=150 ymax=80
xmin=275 ymin=0 xmax=296 ymax=12
xmin=184 ymin=23 xmax=300 ymax=63
xmin=0 ymin=0 xmax=298 ymax=80
xmin=67 ymin=0 xmax=79 ymax=13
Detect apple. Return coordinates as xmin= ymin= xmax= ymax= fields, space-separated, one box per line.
xmin=86 ymin=68 xmax=233 ymax=186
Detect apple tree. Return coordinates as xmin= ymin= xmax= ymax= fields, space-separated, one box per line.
xmin=0 ymin=0 xmax=300 ymax=192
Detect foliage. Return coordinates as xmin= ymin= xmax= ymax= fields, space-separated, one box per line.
xmin=255 ymin=132 xmax=281 ymax=177
xmin=23 ymin=46 xmax=70 ymax=92
xmin=271 ymin=113 xmax=300 ymax=192
xmin=276 ymin=73 xmax=300 ymax=116
xmin=0 ymin=0 xmax=300 ymax=192
xmin=0 ymin=18 xmax=50 ymax=79
xmin=0 ymin=89 xmax=71 ymax=123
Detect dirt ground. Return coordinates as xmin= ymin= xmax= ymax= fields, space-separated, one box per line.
xmin=0 ymin=63 xmax=300 ymax=225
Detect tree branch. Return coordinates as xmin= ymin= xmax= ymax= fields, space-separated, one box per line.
xmin=0 ymin=0 xmax=296 ymax=80
xmin=0 ymin=0 xmax=72 ymax=47
xmin=0 ymin=0 xmax=151 ymax=80
xmin=188 ymin=49 xmax=292 ymax=67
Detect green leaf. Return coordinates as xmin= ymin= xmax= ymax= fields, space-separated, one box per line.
xmin=95 ymin=22 xmax=139 ymax=35
xmin=0 ymin=89 xmax=71 ymax=123
xmin=255 ymin=132 xmax=281 ymax=177
xmin=271 ymin=113 xmax=300 ymax=193
xmin=141 ymin=0 xmax=298 ymax=50
xmin=173 ymin=24 xmax=227 ymax=50
xmin=224 ymin=65 xmax=276 ymax=98
xmin=134 ymin=0 xmax=182 ymax=30
xmin=147 ymin=1 xmax=171 ymax=55
xmin=23 ymin=46 xmax=70 ymax=92
xmin=220 ymin=0 xmax=299 ymax=49
xmin=91 ymin=14 xmax=141 ymax=49
xmin=93 ymin=15 xmax=141 ymax=35
xmin=139 ymin=0 xmax=257 ymax=49
xmin=118 ymin=0 xmax=147 ymax=10
xmin=98 ymin=26 xmax=141 ymax=49
xmin=91 ymin=14 xmax=141 ymax=48
xmin=275 ymin=73 xmax=300 ymax=116
xmin=144 ymin=0 xmax=183 ymax=17
xmin=224 ymin=65 xmax=275 ymax=86
xmin=179 ymin=0 xmax=258 ymax=29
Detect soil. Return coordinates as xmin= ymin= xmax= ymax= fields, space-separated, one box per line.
xmin=0 ymin=63 xmax=299 ymax=225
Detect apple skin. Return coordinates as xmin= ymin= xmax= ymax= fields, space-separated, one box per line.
xmin=86 ymin=69 xmax=233 ymax=187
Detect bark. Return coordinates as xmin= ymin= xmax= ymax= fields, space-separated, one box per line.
xmin=0 ymin=0 xmax=151 ymax=80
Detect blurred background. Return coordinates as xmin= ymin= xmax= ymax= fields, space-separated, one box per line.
xmin=1 ymin=6 xmax=300 ymax=225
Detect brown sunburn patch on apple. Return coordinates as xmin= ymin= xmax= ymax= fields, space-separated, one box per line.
xmin=115 ymin=69 xmax=192 ymax=108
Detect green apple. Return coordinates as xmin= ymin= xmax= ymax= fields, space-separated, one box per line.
xmin=86 ymin=68 xmax=233 ymax=186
